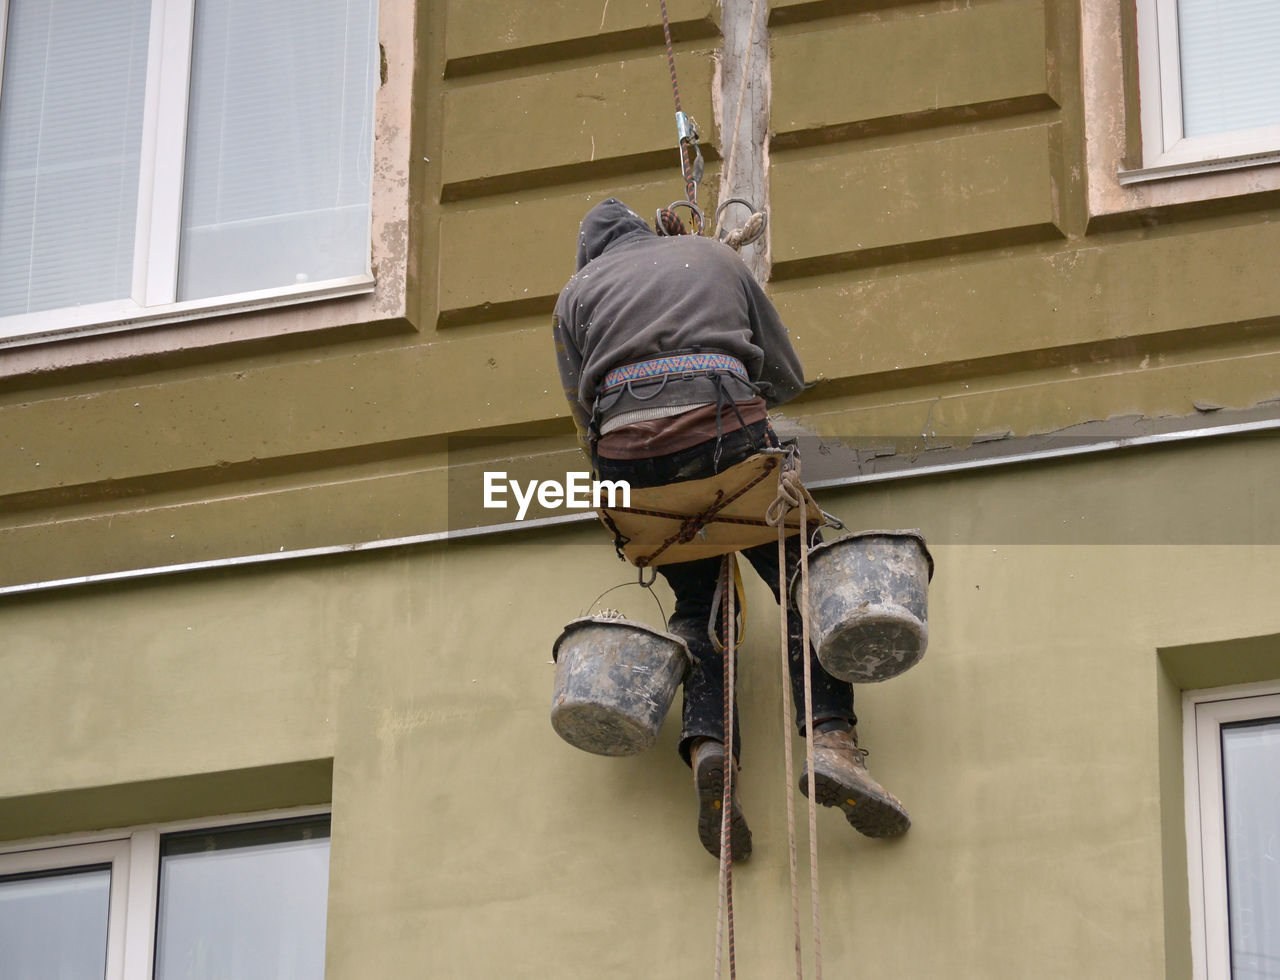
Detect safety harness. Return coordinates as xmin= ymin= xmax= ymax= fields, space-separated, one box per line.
xmin=589 ymin=348 xmax=762 ymax=477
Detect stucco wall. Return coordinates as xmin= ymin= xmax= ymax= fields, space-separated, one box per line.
xmin=2 ymin=434 xmax=1276 ymax=977
xmin=2 ymin=2 xmax=1279 ymax=974
xmin=4 ymin=0 xmax=1279 ymax=587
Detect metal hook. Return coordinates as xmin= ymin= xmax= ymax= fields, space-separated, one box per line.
xmin=820 ymin=508 xmax=845 ymax=532
xmin=715 ymin=197 xmax=755 ymax=227
xmin=714 ymin=197 xmax=768 ymax=248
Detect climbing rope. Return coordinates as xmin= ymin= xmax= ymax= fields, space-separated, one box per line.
xmin=655 ymin=0 xmax=768 ymax=248
xmin=658 ymin=0 xmax=702 ymax=211
xmin=796 ymin=475 xmax=824 ymax=980
xmin=766 ymin=451 xmax=824 ymax=980
xmin=767 ymin=460 xmax=805 ymax=979
xmin=656 ymin=205 xmax=693 ymax=237
xmin=714 ymin=553 xmax=739 ymax=980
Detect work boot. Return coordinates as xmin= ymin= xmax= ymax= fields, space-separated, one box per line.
xmin=799 ymin=727 xmax=910 ymax=838
xmin=691 ymin=739 xmax=752 ymax=861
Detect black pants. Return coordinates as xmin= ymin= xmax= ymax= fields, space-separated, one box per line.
xmin=596 ymin=420 xmax=856 ymax=767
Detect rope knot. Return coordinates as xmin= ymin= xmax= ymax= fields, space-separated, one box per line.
xmin=765 ymin=454 xmax=805 ymax=528
xmin=720 ymin=211 xmax=767 ymax=251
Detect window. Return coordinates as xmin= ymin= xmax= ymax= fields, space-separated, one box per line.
xmin=0 ymin=811 xmax=331 ymax=980
xmin=1185 ymin=683 xmax=1280 ymax=980
xmin=0 ymin=0 xmax=378 ymax=345
xmin=1131 ymin=0 xmax=1280 ymax=179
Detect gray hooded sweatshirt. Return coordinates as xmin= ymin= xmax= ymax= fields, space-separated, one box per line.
xmin=552 ymin=198 xmax=805 ymax=454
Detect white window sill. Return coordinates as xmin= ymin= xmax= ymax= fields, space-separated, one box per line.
xmin=1118 ymin=148 xmax=1280 ymax=185
xmin=0 ymin=275 xmax=377 ymax=350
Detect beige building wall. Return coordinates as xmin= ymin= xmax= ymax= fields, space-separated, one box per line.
xmin=2 ymin=436 xmax=1277 ymax=977
xmin=1 ymin=0 xmax=1278 ymax=977
xmin=4 ymin=0 xmax=1278 ymax=582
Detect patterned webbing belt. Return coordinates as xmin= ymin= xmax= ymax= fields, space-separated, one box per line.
xmin=600 ymin=352 xmax=749 ymax=392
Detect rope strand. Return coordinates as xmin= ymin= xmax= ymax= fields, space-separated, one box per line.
xmin=798 ymin=493 xmax=824 ymax=980
xmin=714 ymin=554 xmax=738 ymax=979
xmin=777 ymin=509 xmax=805 ymax=979
xmin=725 ymin=555 xmax=737 ymax=979
xmin=768 ymin=452 xmax=824 ymax=979
xmin=658 ymin=0 xmax=698 ymax=205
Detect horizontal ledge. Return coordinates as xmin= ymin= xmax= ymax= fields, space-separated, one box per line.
xmin=0 ymin=762 xmax=334 ymax=845
xmin=0 ymin=277 xmax=378 ymax=351
xmin=444 ymin=18 xmax=720 ymax=80
xmin=0 ymin=417 xmax=573 ymax=517
xmin=770 ymin=223 xmax=1064 ymax=281
xmin=440 ymin=148 xmax=718 ymax=204
xmin=1085 ymin=188 xmax=1280 ymax=235
xmin=1118 ymin=151 xmax=1280 ymax=185
xmin=798 ymin=313 xmax=1280 ymax=400
xmin=9 ymin=313 xmax=1275 ymax=513
xmin=437 ymin=294 xmax=556 ymax=329
xmin=0 ymin=316 xmax=414 ymax=398
xmin=770 ymin=95 xmax=1058 ymax=152
xmin=3 ymin=414 xmax=1278 ymax=598
xmin=793 ymin=408 xmax=1280 ymax=486
xmin=770 ymin=0 xmax=947 ymax=27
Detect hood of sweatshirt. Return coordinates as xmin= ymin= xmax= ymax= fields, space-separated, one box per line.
xmin=575 ymin=198 xmax=654 ymax=270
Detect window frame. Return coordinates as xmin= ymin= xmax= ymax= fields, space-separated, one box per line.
xmin=1183 ymin=680 xmax=1280 ymax=980
xmin=1127 ymin=0 xmax=1280 ymax=182
xmin=0 ymin=805 xmax=330 ymax=980
xmin=0 ymin=0 xmax=377 ymax=347
xmin=0 ymin=838 xmax=133 ymax=980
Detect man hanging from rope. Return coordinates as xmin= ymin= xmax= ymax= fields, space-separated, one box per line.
xmin=553 ymin=198 xmax=910 ymax=858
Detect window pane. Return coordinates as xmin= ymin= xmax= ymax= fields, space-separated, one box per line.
xmin=154 ymin=818 xmax=331 ymax=980
xmin=0 ymin=865 xmax=111 ymax=979
xmin=176 ymin=0 xmax=378 ymax=301
xmin=1178 ymin=0 xmax=1280 ymax=137
xmin=0 ymin=0 xmax=149 ymax=316
xmin=1222 ymin=717 xmax=1280 ymax=980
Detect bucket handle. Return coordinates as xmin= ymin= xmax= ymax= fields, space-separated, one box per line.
xmin=582 ymin=573 xmax=668 ymax=626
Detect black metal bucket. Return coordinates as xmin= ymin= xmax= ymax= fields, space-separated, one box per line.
xmin=551 ymin=616 xmax=691 ymax=756
xmin=792 ymin=531 xmax=934 ymax=683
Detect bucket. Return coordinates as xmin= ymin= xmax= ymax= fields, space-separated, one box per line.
xmin=551 ymin=616 xmax=691 ymax=756
xmin=793 ymin=531 xmax=934 ymax=684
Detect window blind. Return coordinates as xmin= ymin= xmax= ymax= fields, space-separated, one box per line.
xmin=0 ymin=0 xmax=149 ymax=316
xmin=176 ymin=0 xmax=378 ymax=301
xmin=1179 ymin=0 xmax=1280 ymax=137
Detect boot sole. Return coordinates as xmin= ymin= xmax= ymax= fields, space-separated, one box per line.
xmin=695 ymin=755 xmax=753 ymax=861
xmin=801 ymin=770 xmax=911 ymax=838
